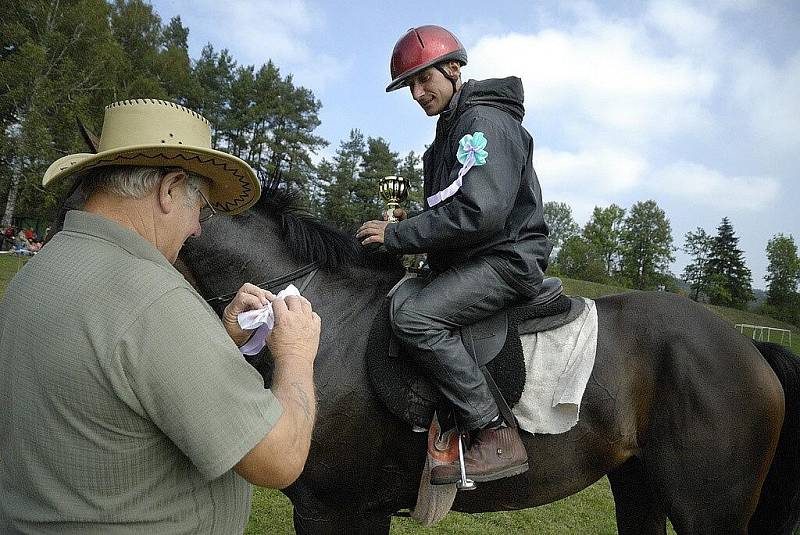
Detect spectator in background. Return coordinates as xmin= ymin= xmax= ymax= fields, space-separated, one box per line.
xmin=2 ymin=226 xmax=14 ymax=251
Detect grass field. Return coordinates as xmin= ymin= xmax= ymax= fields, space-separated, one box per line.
xmin=1 ymin=258 xmax=796 ymax=533
xmin=0 ymin=253 xmax=27 ymax=291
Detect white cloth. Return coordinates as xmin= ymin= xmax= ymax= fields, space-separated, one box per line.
xmin=512 ymin=298 xmax=598 ymax=435
xmin=237 ymin=285 xmax=301 ymax=355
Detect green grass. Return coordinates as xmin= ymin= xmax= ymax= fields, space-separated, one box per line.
xmin=246 ymin=478 xmax=675 ymax=534
xmin=0 ymin=254 xmax=28 ymax=292
xmin=0 ymin=262 xmax=793 ymax=533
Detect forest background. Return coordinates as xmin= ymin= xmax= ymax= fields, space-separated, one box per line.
xmin=1 ymin=0 xmax=797 ymax=325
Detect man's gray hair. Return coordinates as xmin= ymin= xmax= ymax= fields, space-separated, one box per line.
xmin=80 ymin=166 xmax=210 ymax=207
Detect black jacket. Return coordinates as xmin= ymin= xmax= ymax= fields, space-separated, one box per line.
xmin=384 ymin=76 xmax=552 ymax=296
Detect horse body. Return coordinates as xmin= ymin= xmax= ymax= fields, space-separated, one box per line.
xmin=179 ymin=191 xmax=797 ymax=535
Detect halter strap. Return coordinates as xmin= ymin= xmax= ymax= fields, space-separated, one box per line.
xmin=205 ymin=260 xmax=322 ymax=305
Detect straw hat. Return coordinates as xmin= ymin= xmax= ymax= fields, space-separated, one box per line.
xmin=43 ymin=99 xmax=260 ymax=215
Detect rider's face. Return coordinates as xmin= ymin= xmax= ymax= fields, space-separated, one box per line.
xmin=406 ymin=64 xmax=459 ymax=116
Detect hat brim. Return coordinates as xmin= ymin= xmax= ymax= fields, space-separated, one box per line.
xmin=43 ymin=145 xmax=260 ymax=216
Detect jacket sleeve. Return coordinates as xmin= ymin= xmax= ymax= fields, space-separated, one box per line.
xmin=384 ymin=114 xmax=525 ymax=254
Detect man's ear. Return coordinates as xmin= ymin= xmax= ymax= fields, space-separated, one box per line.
xmin=444 ymin=61 xmax=461 ymax=79
xmin=157 ymin=170 xmax=188 ymax=214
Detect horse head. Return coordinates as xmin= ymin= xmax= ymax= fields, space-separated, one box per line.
xmin=177 ymin=188 xmax=427 ymax=523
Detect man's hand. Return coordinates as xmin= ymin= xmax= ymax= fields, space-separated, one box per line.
xmin=222 ymin=283 xmax=273 ymax=347
xmin=267 ymin=295 xmax=320 ymax=368
xmin=356 ymin=220 xmax=390 ymax=246
xmin=233 ymin=293 xmax=320 ymax=489
xmin=388 ymin=208 xmax=408 ymax=221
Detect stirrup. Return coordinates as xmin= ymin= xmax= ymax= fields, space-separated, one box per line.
xmin=456 ymin=431 xmax=476 ymax=491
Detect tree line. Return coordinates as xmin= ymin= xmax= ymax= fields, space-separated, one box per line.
xmin=545 ymin=200 xmax=799 ymax=324
xmin=2 ymin=1 xmax=797 ymax=325
xmin=0 ymin=0 xmax=418 ymax=230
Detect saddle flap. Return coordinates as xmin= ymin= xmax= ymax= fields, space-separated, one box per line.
xmin=463 ymin=312 xmax=507 ymax=367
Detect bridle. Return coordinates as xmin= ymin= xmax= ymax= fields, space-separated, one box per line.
xmin=204 ymin=260 xmax=322 ymax=306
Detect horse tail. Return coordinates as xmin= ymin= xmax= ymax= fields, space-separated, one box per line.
xmin=748 ymin=341 xmax=800 ymax=535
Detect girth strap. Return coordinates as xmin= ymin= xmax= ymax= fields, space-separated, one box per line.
xmin=481 ymin=365 xmax=517 ymax=429
xmin=462 ymin=320 xmax=518 ymax=429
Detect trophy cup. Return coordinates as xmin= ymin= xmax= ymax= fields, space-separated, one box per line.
xmin=379 ymin=175 xmax=408 ymax=223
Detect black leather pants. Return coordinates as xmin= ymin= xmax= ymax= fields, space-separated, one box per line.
xmin=392 ymin=257 xmax=524 ymax=430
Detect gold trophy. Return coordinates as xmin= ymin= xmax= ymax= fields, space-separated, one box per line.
xmin=379 ymin=175 xmax=408 ymax=223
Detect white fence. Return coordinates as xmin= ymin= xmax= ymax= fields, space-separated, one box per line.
xmin=735 ymin=324 xmax=793 ymax=346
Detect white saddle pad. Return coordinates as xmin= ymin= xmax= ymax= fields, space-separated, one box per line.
xmin=513 ymin=298 xmax=598 ymax=435
xmin=411 ymin=298 xmax=598 ymax=526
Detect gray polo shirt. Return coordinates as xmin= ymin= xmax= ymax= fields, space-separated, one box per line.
xmin=0 ymin=210 xmax=283 ymax=534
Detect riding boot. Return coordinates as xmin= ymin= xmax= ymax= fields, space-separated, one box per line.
xmin=430 ymin=425 xmax=529 ymax=485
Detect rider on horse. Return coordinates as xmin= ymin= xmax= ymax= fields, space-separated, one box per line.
xmin=357 ymin=25 xmax=552 ymax=485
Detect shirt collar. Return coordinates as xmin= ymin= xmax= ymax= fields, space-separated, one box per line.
xmin=63 ymin=210 xmax=174 ymax=269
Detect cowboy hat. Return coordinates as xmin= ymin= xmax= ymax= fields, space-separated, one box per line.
xmin=43 ymin=99 xmax=260 ymax=215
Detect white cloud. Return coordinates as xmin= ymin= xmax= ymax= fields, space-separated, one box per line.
xmin=707 ymin=0 xmax=760 ymax=12
xmin=651 ymin=161 xmax=779 ymax=210
xmin=163 ymin=0 xmax=344 ymax=90
xmin=732 ymin=50 xmax=800 ymax=156
xmin=467 ymin=25 xmax=716 ymax=145
xmin=646 ymin=0 xmax=719 ymax=50
xmin=183 ymin=0 xmax=319 ymax=63
xmin=534 ymin=146 xmax=647 ymax=196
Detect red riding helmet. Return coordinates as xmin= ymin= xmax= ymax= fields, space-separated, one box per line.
xmin=386 ymin=25 xmax=468 ymax=92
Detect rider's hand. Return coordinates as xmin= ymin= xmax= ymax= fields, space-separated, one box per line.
xmin=388 ymin=208 xmax=407 ymax=221
xmin=267 ymin=295 xmax=320 ymax=368
xmin=222 ymin=283 xmax=273 ymax=347
xmin=356 ymin=220 xmax=390 ymax=246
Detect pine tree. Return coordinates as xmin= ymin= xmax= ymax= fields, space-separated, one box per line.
xmin=322 ymin=130 xmax=366 ymax=228
xmin=397 ymin=151 xmax=423 ymax=214
xmin=187 ymin=44 xmax=237 ymax=149
xmin=705 ymin=217 xmax=754 ymax=309
xmin=357 ymin=137 xmax=400 ymax=221
xmin=618 ymin=200 xmax=675 ymax=290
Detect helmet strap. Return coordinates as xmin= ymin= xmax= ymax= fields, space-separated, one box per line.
xmin=434 ymin=64 xmax=459 ymax=102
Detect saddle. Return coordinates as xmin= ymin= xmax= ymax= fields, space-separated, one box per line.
xmin=366 ymin=275 xmax=585 ymax=430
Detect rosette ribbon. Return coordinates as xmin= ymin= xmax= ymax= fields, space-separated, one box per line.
xmin=427 ymin=132 xmax=489 ymax=207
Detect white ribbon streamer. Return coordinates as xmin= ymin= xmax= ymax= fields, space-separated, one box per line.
xmin=426 ymin=151 xmax=476 ymax=208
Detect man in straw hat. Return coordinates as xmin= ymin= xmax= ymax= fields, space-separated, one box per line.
xmin=0 ymin=99 xmax=320 ymax=533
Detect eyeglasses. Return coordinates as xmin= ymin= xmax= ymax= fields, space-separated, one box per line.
xmin=198 ymin=190 xmax=217 ymax=223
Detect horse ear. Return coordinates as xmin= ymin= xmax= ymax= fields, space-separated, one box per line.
xmin=76 ymin=116 xmax=100 ymax=154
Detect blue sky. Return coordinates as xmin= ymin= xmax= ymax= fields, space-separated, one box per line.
xmin=150 ymin=0 xmax=799 ymax=289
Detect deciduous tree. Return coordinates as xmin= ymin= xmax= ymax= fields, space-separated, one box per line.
xmin=555 ymin=235 xmax=608 ymax=283
xmin=764 ymin=234 xmax=800 ymax=324
xmin=543 ymin=201 xmax=579 ymax=251
xmin=681 ymin=227 xmax=713 ymax=301
xmin=583 ymin=204 xmax=625 ymax=277
xmin=618 ymin=200 xmax=675 ymax=290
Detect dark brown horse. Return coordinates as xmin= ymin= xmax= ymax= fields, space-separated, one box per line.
xmin=177 ymin=188 xmax=800 ymax=535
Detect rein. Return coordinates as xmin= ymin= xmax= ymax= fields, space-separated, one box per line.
xmin=204 ymin=260 xmax=322 ymax=305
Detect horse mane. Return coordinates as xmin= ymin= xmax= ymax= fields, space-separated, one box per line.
xmin=253 ymin=185 xmax=403 ymax=274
